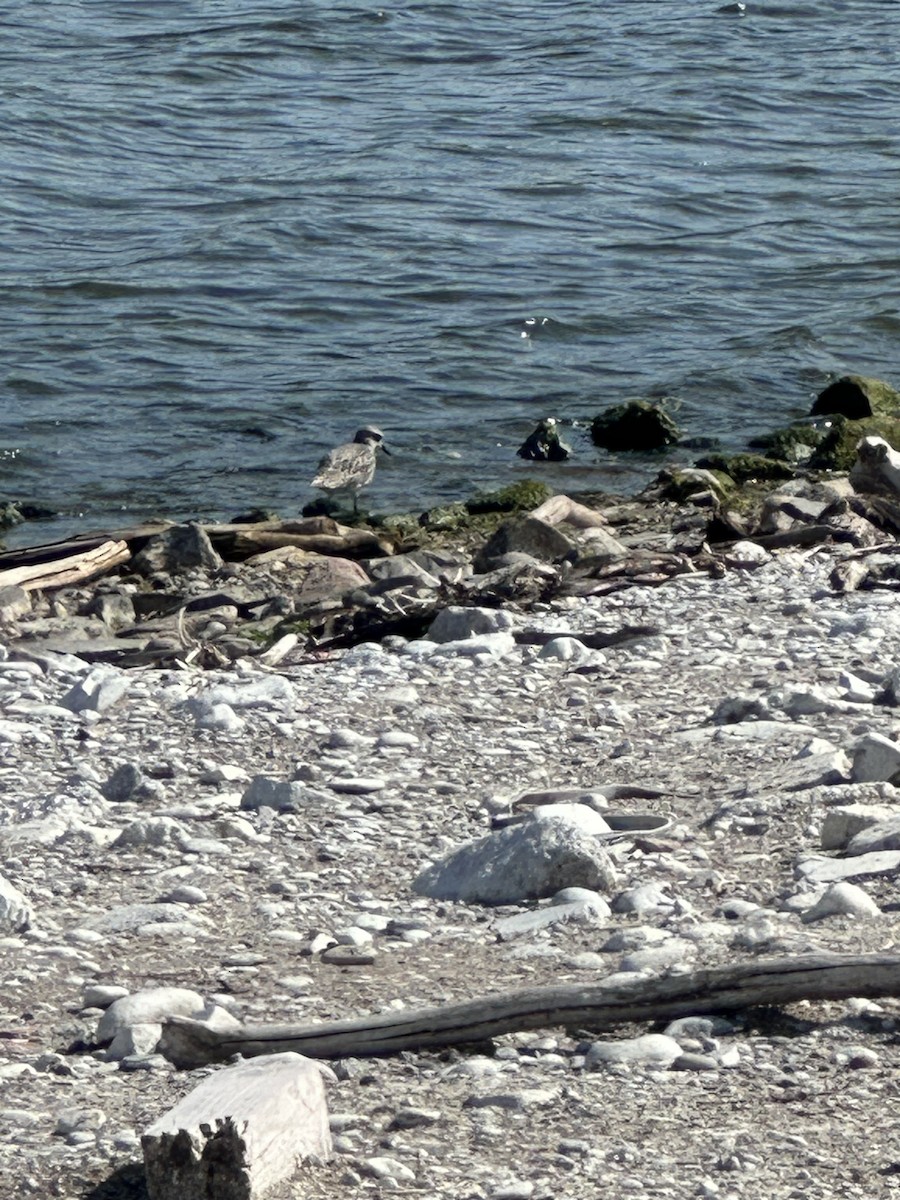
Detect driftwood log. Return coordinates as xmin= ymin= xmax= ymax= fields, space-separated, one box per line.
xmin=0 ymin=539 xmax=131 ymax=592
xmin=159 ymin=952 xmax=900 ymax=1069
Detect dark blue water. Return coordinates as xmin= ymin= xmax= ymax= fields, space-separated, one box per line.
xmin=2 ymin=0 xmax=899 ymax=543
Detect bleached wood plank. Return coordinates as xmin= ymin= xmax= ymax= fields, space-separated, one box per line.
xmin=142 ymin=1052 xmax=331 ymax=1200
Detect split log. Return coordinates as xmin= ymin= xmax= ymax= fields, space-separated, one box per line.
xmin=159 ymin=952 xmax=900 ymax=1069
xmin=142 ymin=1052 xmax=331 ymax=1200
xmin=0 ymin=540 xmax=131 ymax=592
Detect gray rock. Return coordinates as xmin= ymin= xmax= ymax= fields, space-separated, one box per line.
xmin=0 ymin=585 xmax=31 ymax=623
xmin=190 ymin=701 xmax=245 ymax=733
xmin=800 ymin=881 xmax=880 ymax=923
xmin=97 ymin=986 xmax=206 ymax=1042
xmin=852 ymin=733 xmax=900 ymax=784
xmin=131 ymin=523 xmax=223 ymax=575
xmin=60 ymin=669 xmax=130 ymax=714
xmin=240 ymin=775 xmax=319 ymax=812
xmin=671 ymin=1053 xmax=719 ymax=1071
xmin=797 ymin=850 xmax=900 ymax=884
xmin=112 ymin=817 xmax=184 ymax=849
xmin=585 ymin=1033 xmax=682 ymax=1068
xmin=101 ymin=763 xmax=161 ymax=803
xmin=0 ymin=872 xmax=32 ymax=933
xmin=106 ymin=1022 xmax=163 ymax=1062
xmin=427 ymin=605 xmax=516 ymax=643
xmin=846 ymin=817 xmax=900 ymax=856
xmin=821 ymin=804 xmax=898 ymax=851
xmin=537 ymin=637 xmax=597 ymax=663
xmin=474 ymin=517 xmax=574 ymax=572
xmin=413 ymin=808 xmax=616 ymax=904
xmin=328 ymin=776 xmax=386 ymax=794
xmin=429 ymin=632 xmax=517 ymax=660
xmin=82 ymin=984 xmax=130 ymax=1009
xmin=612 ymin=882 xmax=673 ymax=915
xmin=201 ymin=676 xmax=296 ymax=711
xmin=494 ymin=895 xmax=610 ymax=940
xmin=85 ymin=903 xmax=202 ymax=935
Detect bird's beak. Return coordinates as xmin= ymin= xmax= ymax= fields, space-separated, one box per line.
xmin=380 ymin=444 xmax=392 ymax=456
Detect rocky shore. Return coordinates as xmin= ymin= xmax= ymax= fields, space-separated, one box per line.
xmin=5 ymin=419 xmax=900 ymax=1198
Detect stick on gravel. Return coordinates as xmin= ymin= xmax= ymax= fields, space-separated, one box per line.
xmin=158 ymin=952 xmax=900 ymax=1068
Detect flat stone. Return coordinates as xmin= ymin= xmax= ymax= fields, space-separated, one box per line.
xmin=327 ymin=777 xmax=386 ymax=795
xmin=494 ymin=896 xmax=610 ymax=940
xmin=821 ymin=804 xmax=898 ymax=851
xmin=240 ymin=776 xmax=319 ymax=812
xmin=846 ymin=816 xmax=900 ymax=855
xmin=427 ymin=606 xmax=516 ymax=643
xmin=585 ymin=1033 xmax=682 ymax=1068
xmin=796 ymin=850 xmax=900 ymax=884
xmin=800 ymin=881 xmax=880 ymax=923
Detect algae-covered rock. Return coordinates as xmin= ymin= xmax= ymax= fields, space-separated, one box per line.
xmin=591 ymin=400 xmax=681 ymax=452
xmin=810 ymin=415 xmax=900 ymax=472
xmin=656 ymin=467 xmax=733 ymax=503
xmin=694 ymin=453 xmax=794 ymax=484
xmin=749 ymin=424 xmax=825 ymax=464
xmin=465 ymin=480 xmax=552 ymax=514
xmin=811 ymin=375 xmax=900 ymax=420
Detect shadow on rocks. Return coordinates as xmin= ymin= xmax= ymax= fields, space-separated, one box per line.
xmin=84 ymin=1163 xmax=148 ymax=1200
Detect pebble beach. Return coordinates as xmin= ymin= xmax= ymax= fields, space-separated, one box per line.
xmin=3 ymin=508 xmax=900 ymax=1198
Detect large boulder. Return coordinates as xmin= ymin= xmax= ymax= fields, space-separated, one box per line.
xmin=474 ymin=517 xmax=574 ymax=572
xmin=412 ymin=805 xmax=617 ymax=904
xmin=132 ymin=523 xmax=224 ymax=576
xmin=811 ymin=375 xmax=900 ymax=420
xmin=591 ymin=400 xmax=680 ymax=452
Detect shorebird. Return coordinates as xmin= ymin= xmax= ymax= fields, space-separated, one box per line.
xmin=310 ymin=426 xmax=390 ymax=512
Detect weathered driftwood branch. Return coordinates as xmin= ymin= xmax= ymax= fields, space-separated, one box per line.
xmin=159 ymin=953 xmax=900 ymax=1069
xmin=0 ymin=539 xmax=131 ymax=592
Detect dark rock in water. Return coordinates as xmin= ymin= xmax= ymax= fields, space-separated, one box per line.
xmin=591 ymin=400 xmax=681 ymax=452
xmin=474 ymin=516 xmax=574 ymax=572
xmin=517 ymin=418 xmax=571 ymax=462
xmin=695 ymin=453 xmax=794 ymax=484
xmin=132 ymin=523 xmax=224 ymax=576
xmin=811 ymin=375 xmax=900 ymax=420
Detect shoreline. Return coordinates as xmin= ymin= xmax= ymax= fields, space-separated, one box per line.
xmin=2 ymin=430 xmax=900 ymax=1195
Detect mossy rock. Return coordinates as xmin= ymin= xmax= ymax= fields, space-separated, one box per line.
xmin=656 ymin=467 xmax=734 ymax=503
xmin=809 ymin=415 xmax=900 ymax=472
xmin=694 ymin=453 xmax=795 ymax=484
xmin=749 ymin=424 xmax=824 ymax=463
xmin=465 ymin=480 xmax=552 ymax=515
xmin=591 ymin=399 xmax=681 ymax=452
xmin=811 ymin=375 xmax=900 ymax=420
xmin=416 ymin=503 xmax=471 ymax=531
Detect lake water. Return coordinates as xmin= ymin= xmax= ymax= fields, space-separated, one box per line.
xmin=3 ymin=0 xmax=899 ymax=544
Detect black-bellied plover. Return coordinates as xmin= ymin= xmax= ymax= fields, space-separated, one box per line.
xmin=310 ymin=426 xmax=390 ymax=511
